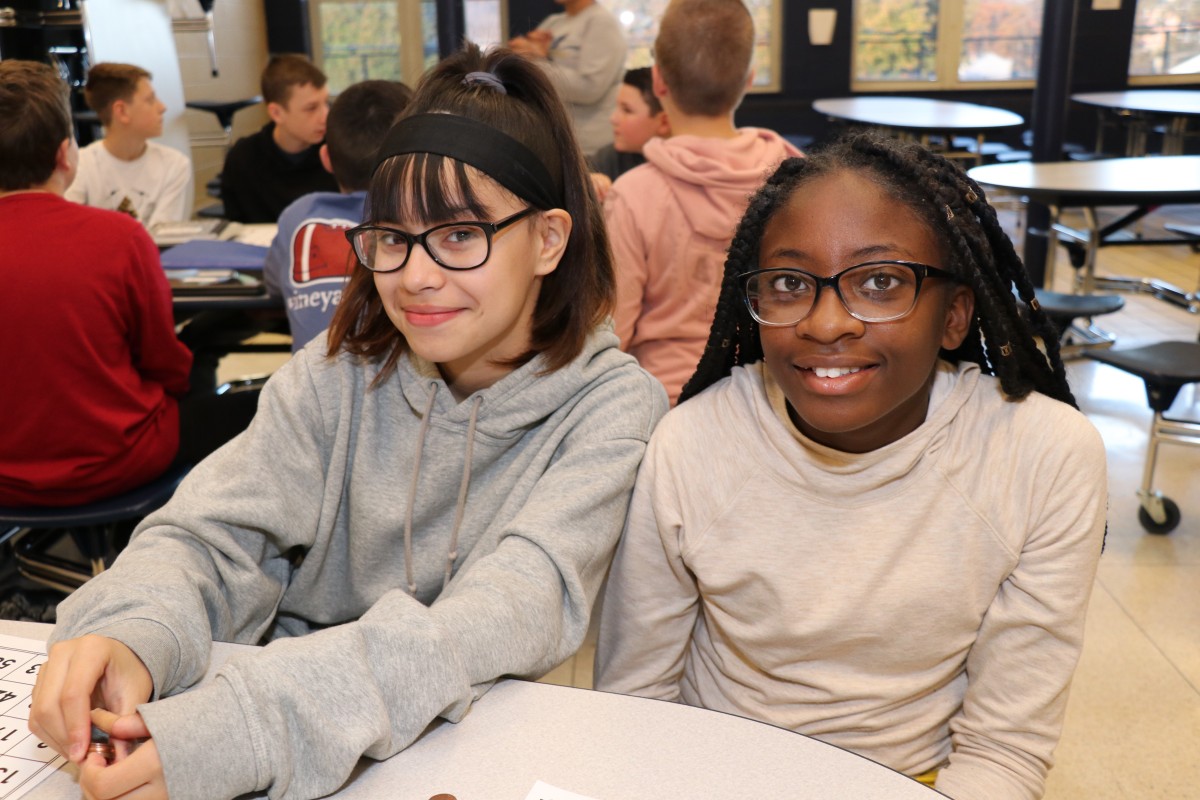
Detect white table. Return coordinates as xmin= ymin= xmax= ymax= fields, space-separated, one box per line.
xmin=4 ymin=621 xmax=941 ymax=800
xmin=1072 ymin=90 xmax=1200 ymax=156
xmin=968 ymin=156 xmax=1200 ymax=311
xmin=814 ymin=96 xmax=1025 ymax=165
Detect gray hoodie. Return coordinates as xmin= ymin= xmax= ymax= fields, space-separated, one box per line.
xmin=51 ymin=325 xmax=668 ymax=800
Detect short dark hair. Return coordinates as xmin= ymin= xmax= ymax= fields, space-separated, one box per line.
xmin=0 ymin=60 xmax=73 ymax=191
xmin=327 ymin=42 xmax=614 ymax=381
xmin=682 ymin=131 xmax=1077 ymax=408
xmin=261 ymin=54 xmax=327 ymax=107
xmin=83 ymin=62 xmax=151 ymax=126
xmin=655 ymin=0 xmax=753 ymax=116
xmin=325 ymin=80 xmax=413 ymax=191
xmin=622 ymin=67 xmax=662 ymax=115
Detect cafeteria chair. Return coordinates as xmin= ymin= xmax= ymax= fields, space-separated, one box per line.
xmin=186 ymin=97 xmax=260 ymax=220
xmin=186 ymin=97 xmax=261 ymax=150
xmin=0 ymin=463 xmax=190 ymax=593
xmin=1086 ymin=341 xmax=1200 ymax=535
xmin=1030 ymin=288 xmax=1125 ymax=358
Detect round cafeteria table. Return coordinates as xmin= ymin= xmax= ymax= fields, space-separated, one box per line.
xmin=2 ymin=620 xmax=940 ymax=800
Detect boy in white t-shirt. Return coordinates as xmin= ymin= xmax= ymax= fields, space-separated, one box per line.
xmin=66 ymin=62 xmax=192 ymax=228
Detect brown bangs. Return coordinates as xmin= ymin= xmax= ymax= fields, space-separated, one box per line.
xmin=366 ymin=153 xmax=492 ymax=226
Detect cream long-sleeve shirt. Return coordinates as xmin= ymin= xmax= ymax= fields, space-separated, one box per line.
xmin=596 ymin=360 xmax=1107 ymax=800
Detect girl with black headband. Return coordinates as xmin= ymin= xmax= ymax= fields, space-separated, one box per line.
xmin=596 ymin=133 xmax=1107 ymax=800
xmin=33 ymin=44 xmax=668 ymax=800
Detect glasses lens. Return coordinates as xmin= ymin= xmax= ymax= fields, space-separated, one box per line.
xmin=353 ymin=228 xmax=409 ymax=273
xmin=839 ymin=262 xmax=920 ymax=322
xmin=744 ymin=270 xmax=816 ymax=325
xmin=426 ymin=223 xmax=490 ymax=269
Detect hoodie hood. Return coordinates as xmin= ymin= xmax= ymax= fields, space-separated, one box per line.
xmin=641 ymin=128 xmax=802 ymax=239
xmin=396 ymin=322 xmax=630 ymax=437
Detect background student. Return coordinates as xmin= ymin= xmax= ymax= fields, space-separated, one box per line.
xmin=604 ymin=0 xmax=801 ymax=405
xmin=1 ymin=61 xmax=262 ymax=512
xmin=587 ymin=67 xmax=670 ymax=200
xmin=219 ymin=53 xmax=338 ymax=223
xmin=31 ymin=43 xmax=667 ymax=800
xmin=508 ymin=0 xmax=627 ymax=154
xmin=0 ymin=60 xmax=191 ymax=507
xmin=263 ymin=78 xmax=413 ymax=352
xmin=66 ymin=62 xmax=192 ymax=229
xmin=596 ymin=133 xmax=1108 ymax=800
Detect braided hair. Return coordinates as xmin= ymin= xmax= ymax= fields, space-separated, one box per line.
xmin=679 ymin=130 xmax=1077 ymax=409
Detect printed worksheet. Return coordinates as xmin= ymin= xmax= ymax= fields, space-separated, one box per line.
xmin=0 ymin=635 xmax=66 ymax=800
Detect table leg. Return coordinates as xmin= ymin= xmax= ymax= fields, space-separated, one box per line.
xmin=1043 ymin=203 xmax=1062 ymax=289
xmin=1081 ymin=206 xmax=1100 ymax=295
xmin=1163 ymin=116 xmax=1186 ymax=156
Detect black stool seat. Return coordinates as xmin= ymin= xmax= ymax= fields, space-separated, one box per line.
xmin=1085 ymin=341 xmax=1200 ymax=534
xmin=186 ymin=97 xmax=261 ymax=131
xmin=1034 ymin=289 xmax=1126 ymax=320
xmin=0 ymin=464 xmax=190 ymax=591
xmin=1087 ymin=342 xmax=1200 ymax=411
xmin=0 ymin=464 xmax=189 ymax=528
xmin=1029 ymin=289 xmax=1125 ymax=356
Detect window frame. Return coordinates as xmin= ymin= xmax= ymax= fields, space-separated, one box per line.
xmin=851 ymin=0 xmax=1043 ymax=92
xmin=309 ymin=0 xmax=510 ymax=92
xmin=1126 ymin=0 xmax=1200 ymax=85
xmin=599 ymin=0 xmax=783 ymax=94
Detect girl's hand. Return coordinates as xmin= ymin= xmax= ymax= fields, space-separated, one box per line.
xmin=29 ymin=635 xmax=153 ymax=763
xmin=78 ymin=721 xmax=166 ymax=800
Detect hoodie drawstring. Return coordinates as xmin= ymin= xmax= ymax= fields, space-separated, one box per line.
xmin=403 ymin=383 xmax=483 ymax=597
xmin=444 ymin=395 xmax=482 ymax=590
xmin=403 ymin=384 xmax=438 ymax=596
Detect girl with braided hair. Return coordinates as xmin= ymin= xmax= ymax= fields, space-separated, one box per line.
xmin=596 ymin=131 xmax=1107 ymax=800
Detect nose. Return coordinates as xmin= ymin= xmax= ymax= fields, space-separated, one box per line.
xmin=396 ymin=243 xmax=446 ymax=294
xmin=610 ymin=108 xmax=620 ymax=126
xmin=795 ymin=285 xmax=864 ymax=343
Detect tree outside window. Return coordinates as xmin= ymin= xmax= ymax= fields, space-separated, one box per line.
xmin=312 ymin=0 xmax=505 ymax=94
xmin=1129 ymin=0 xmax=1200 ymax=78
xmin=854 ymin=0 xmax=1043 ymax=89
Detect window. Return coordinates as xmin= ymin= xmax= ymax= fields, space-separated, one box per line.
xmin=1129 ymin=0 xmax=1200 ymax=81
xmin=311 ymin=0 xmax=506 ymax=94
xmin=600 ymin=0 xmax=782 ymax=92
xmin=853 ymin=0 xmax=1044 ymax=90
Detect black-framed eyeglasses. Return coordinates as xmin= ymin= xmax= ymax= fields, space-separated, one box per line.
xmin=738 ymin=260 xmax=958 ymax=326
xmin=345 ymin=207 xmax=537 ymax=273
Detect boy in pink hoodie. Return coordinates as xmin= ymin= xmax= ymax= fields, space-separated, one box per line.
xmin=605 ymin=0 xmax=801 ymax=404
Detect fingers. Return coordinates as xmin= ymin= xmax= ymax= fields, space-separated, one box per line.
xmin=79 ymin=740 xmax=166 ymax=800
xmin=91 ymin=709 xmax=150 ymax=762
xmin=104 ymin=710 xmax=152 ymax=741
xmin=29 ymin=637 xmax=153 ymax=764
xmin=30 ymin=638 xmax=112 ymax=762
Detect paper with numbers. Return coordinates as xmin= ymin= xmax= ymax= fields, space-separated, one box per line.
xmin=0 ymin=635 xmax=66 ymax=799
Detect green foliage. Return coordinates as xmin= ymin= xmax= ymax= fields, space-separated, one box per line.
xmin=319 ymin=1 xmax=403 ymax=94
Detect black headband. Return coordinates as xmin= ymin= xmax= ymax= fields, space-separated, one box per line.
xmin=375 ymin=113 xmax=562 ymax=209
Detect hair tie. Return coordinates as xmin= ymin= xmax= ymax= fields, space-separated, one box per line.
xmin=999 ymin=343 xmax=1013 ymax=357
xmin=944 ymin=205 xmax=955 ymax=221
xmin=965 ymin=189 xmax=978 ymax=204
xmin=462 ymin=71 xmax=507 ymax=94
